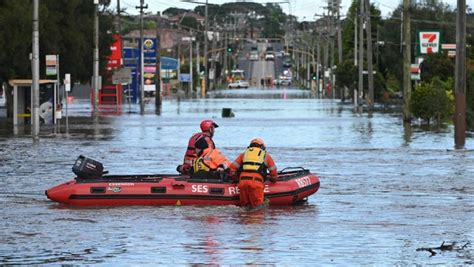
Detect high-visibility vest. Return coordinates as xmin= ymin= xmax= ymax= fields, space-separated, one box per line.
xmin=184 ymin=133 xmax=215 ymax=165
xmin=242 ymin=147 xmax=266 ymax=174
xmin=192 ymin=148 xmax=229 ymax=173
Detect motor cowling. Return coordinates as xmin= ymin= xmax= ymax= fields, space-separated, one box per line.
xmin=72 ymin=155 xmax=104 ymax=180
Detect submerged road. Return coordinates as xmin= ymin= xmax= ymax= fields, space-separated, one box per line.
xmin=0 ymin=88 xmax=473 ymax=265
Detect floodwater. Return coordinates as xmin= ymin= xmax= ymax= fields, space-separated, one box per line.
xmin=1 ymin=88 xmax=473 ymax=265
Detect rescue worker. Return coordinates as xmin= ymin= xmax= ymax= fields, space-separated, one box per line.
xmin=177 ymin=119 xmax=219 ymax=174
xmin=191 ymin=137 xmax=231 ymax=180
xmin=230 ymin=138 xmax=278 ymax=210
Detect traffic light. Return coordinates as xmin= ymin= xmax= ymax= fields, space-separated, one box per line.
xmin=227 ymin=44 xmax=234 ymax=53
xmin=311 ymin=72 xmax=317 ymax=81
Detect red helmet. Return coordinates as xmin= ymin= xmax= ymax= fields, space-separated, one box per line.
xmin=200 ymin=120 xmax=219 ymax=132
xmin=250 ymin=138 xmax=265 ymax=148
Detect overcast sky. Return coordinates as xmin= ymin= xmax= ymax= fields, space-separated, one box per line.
xmin=115 ymin=0 xmax=464 ymax=21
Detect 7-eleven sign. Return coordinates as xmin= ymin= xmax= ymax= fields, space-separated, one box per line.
xmin=418 ymin=31 xmax=440 ymax=54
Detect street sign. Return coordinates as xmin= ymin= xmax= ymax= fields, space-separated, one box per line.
xmin=180 ymin=73 xmax=191 ymax=82
xmin=64 ymin=73 xmax=71 ymax=92
xmin=411 ymin=64 xmax=420 ymax=80
xmin=161 ymin=57 xmax=178 ymax=70
xmin=181 ymin=37 xmax=195 ymax=42
xmin=441 ymin=44 xmax=456 ymax=50
xmin=46 ymin=55 xmax=57 ymax=76
xmin=112 ymin=68 xmax=132 ymax=85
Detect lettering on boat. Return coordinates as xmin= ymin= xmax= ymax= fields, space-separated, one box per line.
xmin=108 ymin=183 xmax=135 ymax=186
xmin=264 ymin=185 xmax=270 ymax=193
xmin=107 ymin=186 xmax=122 ymax=193
xmin=191 ymin=184 xmax=208 ymax=193
xmin=228 ymin=186 xmax=240 ymax=195
xmin=228 ymin=185 xmax=269 ymax=195
xmin=295 ymin=176 xmax=311 ymax=188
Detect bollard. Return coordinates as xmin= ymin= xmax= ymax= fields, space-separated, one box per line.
xmin=222 ymin=108 xmax=234 ymax=118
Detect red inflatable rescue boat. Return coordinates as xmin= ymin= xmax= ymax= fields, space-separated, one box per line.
xmin=45 ymin=156 xmax=320 ymax=206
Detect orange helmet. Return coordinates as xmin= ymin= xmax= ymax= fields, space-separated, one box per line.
xmin=200 ymin=120 xmax=219 ymax=132
xmin=250 ymin=138 xmax=265 ymax=148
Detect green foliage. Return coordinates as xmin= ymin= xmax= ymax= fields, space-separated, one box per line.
xmin=0 ymin=0 xmax=115 ymax=84
xmin=190 ymin=2 xmax=286 ymax=39
xmin=181 ymin=17 xmax=199 ymax=30
xmin=420 ymin=53 xmax=455 ymax=82
xmin=163 ymin=8 xmax=188 ymax=17
xmin=385 ymin=73 xmax=401 ymax=93
xmin=380 ymin=0 xmax=458 ymax=87
xmin=410 ymin=77 xmax=454 ymax=123
xmin=335 ymin=60 xmax=357 ymax=90
xmin=467 ymin=71 xmax=474 ymax=130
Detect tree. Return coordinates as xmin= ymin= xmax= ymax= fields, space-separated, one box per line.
xmin=0 ymin=0 xmax=114 ymax=84
xmin=420 ymin=52 xmax=455 ymax=82
xmin=410 ymin=77 xmax=454 ymax=125
xmin=0 ymin=0 xmax=115 ymax=117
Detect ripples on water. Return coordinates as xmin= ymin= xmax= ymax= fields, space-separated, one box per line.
xmin=0 ymin=88 xmax=473 ymax=265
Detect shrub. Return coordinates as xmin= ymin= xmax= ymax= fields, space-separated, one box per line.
xmin=410 ymin=77 xmax=454 ymax=125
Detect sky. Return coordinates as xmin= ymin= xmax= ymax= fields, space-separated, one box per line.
xmin=114 ymin=0 xmax=464 ymax=21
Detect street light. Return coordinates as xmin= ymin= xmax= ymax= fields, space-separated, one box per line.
xmin=181 ymin=0 xmax=208 ymax=97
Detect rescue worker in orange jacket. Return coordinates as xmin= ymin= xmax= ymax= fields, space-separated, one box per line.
xmin=191 ymin=137 xmax=231 ymax=180
xmin=177 ymin=120 xmax=218 ymax=174
xmin=229 ymin=138 xmax=278 ymax=209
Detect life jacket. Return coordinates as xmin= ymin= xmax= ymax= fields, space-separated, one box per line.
xmin=192 ymin=148 xmax=229 ymax=173
xmin=184 ymin=133 xmax=215 ymax=165
xmin=241 ymin=147 xmax=267 ymax=175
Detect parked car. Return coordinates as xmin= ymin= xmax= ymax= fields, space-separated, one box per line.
xmin=279 ymin=79 xmax=291 ymax=86
xmin=265 ymin=52 xmax=275 ymax=61
xmin=228 ymin=80 xmax=249 ymax=89
xmin=283 ymin=59 xmax=292 ymax=68
xmin=250 ymin=52 xmax=259 ymax=61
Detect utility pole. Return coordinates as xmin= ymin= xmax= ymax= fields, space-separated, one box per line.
xmin=210 ymin=22 xmax=217 ymax=91
xmin=202 ymin=0 xmax=209 ymax=97
xmin=402 ymin=0 xmax=412 ymax=122
xmin=32 ymin=0 xmax=40 ymax=140
xmin=93 ymin=0 xmax=100 ymax=115
xmin=117 ymin=0 xmax=123 ymax=63
xmin=337 ymin=0 xmax=342 ymax=65
xmin=196 ymin=40 xmax=200 ymax=83
xmin=454 ymin=0 xmax=466 ymax=148
xmin=189 ymin=33 xmax=193 ymax=95
xmin=354 ymin=9 xmax=358 ymax=66
xmin=358 ymin=0 xmax=364 ymax=106
xmin=365 ymin=0 xmax=374 ymax=108
xmin=136 ymin=0 xmax=147 ymax=115
xmin=155 ymin=12 xmax=162 ymax=114
xmin=223 ymin=32 xmax=228 ymax=84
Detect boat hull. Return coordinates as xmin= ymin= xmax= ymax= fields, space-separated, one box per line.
xmin=46 ymin=169 xmax=320 ymax=206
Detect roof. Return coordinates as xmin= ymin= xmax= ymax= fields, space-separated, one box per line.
xmin=9 ymin=79 xmax=57 ymax=86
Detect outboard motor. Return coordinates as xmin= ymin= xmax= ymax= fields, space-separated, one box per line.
xmin=72 ymin=155 xmax=104 ymax=180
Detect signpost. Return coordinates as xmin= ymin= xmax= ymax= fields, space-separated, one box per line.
xmin=410 ymin=64 xmax=421 ymax=80
xmin=112 ymin=67 xmax=132 ymax=85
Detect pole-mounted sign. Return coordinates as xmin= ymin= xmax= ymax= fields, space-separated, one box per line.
xmin=417 ymin=30 xmax=441 ymax=55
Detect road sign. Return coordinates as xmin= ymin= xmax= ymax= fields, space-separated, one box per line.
xmin=46 ymin=55 xmax=57 ymax=76
xmin=112 ymin=67 xmax=132 ymax=85
xmin=411 ymin=64 xmax=420 ymax=80
xmin=180 ymin=73 xmax=191 ymax=82
xmin=64 ymin=73 xmax=71 ymax=92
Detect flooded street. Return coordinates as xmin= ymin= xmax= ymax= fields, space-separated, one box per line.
xmin=1 ymin=88 xmax=473 ymax=265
